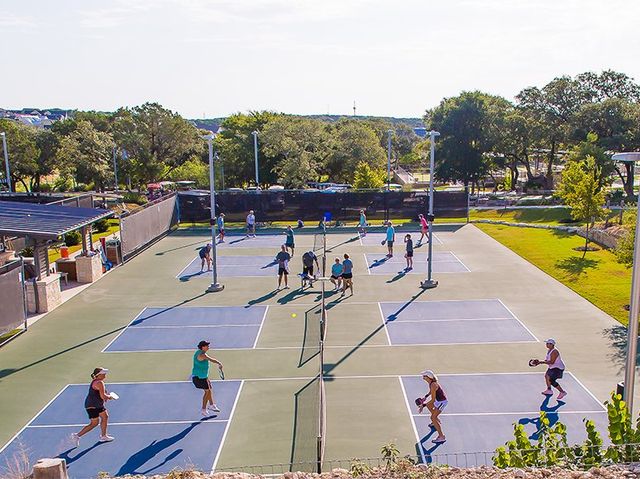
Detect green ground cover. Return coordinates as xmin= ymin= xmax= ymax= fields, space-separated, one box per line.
xmin=476 ymin=223 xmax=632 ymax=324
xmin=470 ymin=208 xmax=579 ymax=225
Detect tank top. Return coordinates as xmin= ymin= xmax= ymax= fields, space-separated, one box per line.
xmin=192 ymin=349 xmax=209 ymax=379
xmin=546 ymin=348 xmax=565 ymax=370
xmin=84 ymin=379 xmax=104 ymax=409
xmin=434 ymin=384 xmax=447 ymax=402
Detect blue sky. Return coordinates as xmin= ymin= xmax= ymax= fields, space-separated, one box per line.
xmin=1 ymin=0 xmax=639 ymax=118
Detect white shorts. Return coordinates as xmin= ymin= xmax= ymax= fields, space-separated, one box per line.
xmin=434 ymin=400 xmax=448 ymax=412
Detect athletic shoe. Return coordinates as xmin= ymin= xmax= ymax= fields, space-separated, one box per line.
xmin=70 ymin=433 xmax=80 ymax=448
xmin=557 ymin=391 xmax=567 ymax=400
xmin=99 ymin=435 xmax=114 ymax=442
xmin=201 ymin=409 xmax=209 ymax=416
xmin=209 ymin=404 xmax=221 ymax=412
xmin=432 ymin=437 xmax=446 ymax=444
xmin=284 ymin=285 xmax=290 ymax=289
xmin=541 ymin=389 xmax=553 ymax=396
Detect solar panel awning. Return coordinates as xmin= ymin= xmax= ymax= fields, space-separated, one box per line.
xmin=0 ymin=201 xmax=114 ymax=240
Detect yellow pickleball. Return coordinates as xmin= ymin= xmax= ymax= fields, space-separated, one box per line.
xmin=291 ymin=313 xmax=297 ymax=318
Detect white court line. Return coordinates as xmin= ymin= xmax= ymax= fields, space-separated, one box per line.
xmin=497 ymin=299 xmax=540 ymax=343
xmin=386 ymin=317 xmax=514 ymax=323
xmin=363 ymin=252 xmax=371 ymax=275
xmin=398 ymin=376 xmax=427 ymax=465
xmin=358 ymin=233 xmax=364 ymax=246
xmin=28 ymin=419 xmax=228 ymax=428
xmin=211 ymin=380 xmax=245 ymax=473
xmin=175 ymin=256 xmax=197 ymax=279
xmin=377 ymin=302 xmax=392 ymax=345
xmin=568 ymin=372 xmax=606 ymax=410
xmin=0 ymin=385 xmax=70 ymax=454
xmin=253 ymin=305 xmax=269 ymax=349
xmin=101 ymin=308 xmax=147 ymax=353
xmin=129 ymin=324 xmax=262 ymax=329
xmin=381 ymin=298 xmax=509 ymax=305
xmin=430 ymin=410 xmax=606 ymax=418
xmin=448 ymin=251 xmax=471 ymax=272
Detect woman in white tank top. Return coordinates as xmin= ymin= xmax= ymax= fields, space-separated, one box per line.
xmin=538 ymin=338 xmax=567 ymax=400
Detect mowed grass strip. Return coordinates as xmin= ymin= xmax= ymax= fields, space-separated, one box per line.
xmin=476 ymin=223 xmax=632 ymax=324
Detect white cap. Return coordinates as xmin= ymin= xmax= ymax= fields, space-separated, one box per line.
xmin=545 ymin=338 xmax=556 ymax=345
xmin=420 ymin=369 xmax=436 ymax=379
xmin=98 ymin=368 xmax=109 ymax=374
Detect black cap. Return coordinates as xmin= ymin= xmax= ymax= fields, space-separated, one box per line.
xmin=198 ymin=340 xmax=210 ymax=349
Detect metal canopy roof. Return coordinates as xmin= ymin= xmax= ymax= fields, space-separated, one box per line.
xmin=0 ymin=201 xmax=114 ymax=240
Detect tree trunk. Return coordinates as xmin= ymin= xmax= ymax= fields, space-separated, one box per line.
xmin=582 ymin=222 xmax=589 ymax=259
xmin=546 ymin=141 xmax=556 ymax=190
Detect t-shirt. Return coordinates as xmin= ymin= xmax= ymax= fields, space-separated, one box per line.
xmin=420 ymin=217 xmax=428 ymax=229
xmin=302 ymin=252 xmax=317 ymax=267
xmin=406 ymin=238 xmax=413 ymax=253
xmin=331 ymin=263 xmax=343 ymax=276
xmin=359 ymin=213 xmax=366 ymax=226
xmin=342 ymin=259 xmax=353 ymax=274
xmin=285 ymin=230 xmax=294 ymax=245
xmin=217 ymin=217 xmax=224 ymax=229
xmin=276 ymin=251 xmax=291 ymax=268
xmin=199 ymin=246 xmax=210 ymax=258
xmin=386 ymin=226 xmax=395 ymax=242
xmin=192 ymin=350 xmax=209 ymax=379
xmin=247 ymin=214 xmax=255 ymax=225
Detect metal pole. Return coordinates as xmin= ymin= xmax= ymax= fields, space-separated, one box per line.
xmin=387 ymin=129 xmax=392 ymax=191
xmin=625 ymin=202 xmax=640 ymax=415
xmin=206 ymin=134 xmax=223 ymax=293
xmin=113 ymin=146 xmax=119 ymax=191
xmin=421 ymin=130 xmax=440 ymax=289
xmin=1 ymin=132 xmax=11 ymax=192
xmin=252 ymin=131 xmax=259 ymax=187
xmin=20 ymin=256 xmax=28 ymax=330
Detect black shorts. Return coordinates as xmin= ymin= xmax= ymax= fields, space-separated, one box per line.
xmin=86 ymin=407 xmax=106 ymax=419
xmin=406 ymin=251 xmax=414 ymax=257
xmin=303 ymin=265 xmax=314 ymax=276
xmin=199 ymin=253 xmax=207 ymax=259
xmin=546 ymin=368 xmax=564 ymax=384
xmin=330 ymin=275 xmax=340 ymax=280
xmin=342 ymin=272 xmax=353 ymax=279
xmin=192 ymin=377 xmax=211 ymax=390
xmin=278 ymin=267 xmax=288 ymax=276
xmin=387 ymin=240 xmax=394 ymax=247
xmin=286 ymin=242 xmax=294 ymax=248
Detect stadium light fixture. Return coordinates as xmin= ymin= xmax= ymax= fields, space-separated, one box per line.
xmin=202 ymin=133 xmax=224 ymax=293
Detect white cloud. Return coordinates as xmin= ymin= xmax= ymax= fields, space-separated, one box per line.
xmin=0 ymin=12 xmax=36 ymax=29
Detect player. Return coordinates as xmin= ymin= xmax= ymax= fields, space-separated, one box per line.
xmin=246 ymin=210 xmax=256 ymax=237
xmin=534 ymin=339 xmax=567 ymax=400
xmin=301 ymin=250 xmax=319 ymax=287
xmin=284 ymin=225 xmax=295 ymax=256
xmin=70 ymin=367 xmax=116 ymax=447
xmin=404 ymin=234 xmax=414 ymax=270
xmin=217 ymin=213 xmax=225 ymax=243
xmin=330 ymin=257 xmax=343 ymax=291
xmin=358 ymin=210 xmax=368 ymax=236
xmin=417 ymin=369 xmax=447 ymax=444
xmin=341 ymin=253 xmax=354 ymax=296
xmin=275 ymin=245 xmax=291 ymax=290
xmin=191 ymin=340 xmax=224 ymax=416
xmin=418 ymin=214 xmax=429 ymax=245
xmin=385 ymin=221 xmax=395 ymax=257
xmin=199 ymin=243 xmax=212 ymax=272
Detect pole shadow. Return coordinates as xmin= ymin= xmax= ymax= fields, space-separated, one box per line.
xmin=155 ymin=241 xmax=204 ymax=256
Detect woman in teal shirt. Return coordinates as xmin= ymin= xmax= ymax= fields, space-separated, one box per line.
xmin=284 ymin=225 xmax=295 ymax=256
xmin=192 ymin=340 xmax=224 ymax=416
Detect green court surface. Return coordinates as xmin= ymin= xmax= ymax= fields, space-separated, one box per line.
xmin=0 ymin=225 xmax=634 ymax=473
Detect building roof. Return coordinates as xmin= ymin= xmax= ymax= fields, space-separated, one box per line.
xmin=0 ymin=201 xmax=114 ymax=240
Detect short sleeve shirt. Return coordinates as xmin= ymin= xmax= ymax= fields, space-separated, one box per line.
xmin=276 ymin=251 xmax=291 ymax=268
xmin=331 ymin=263 xmax=343 ymax=276
xmin=342 ymin=259 xmax=353 ymax=274
xmin=302 ymin=252 xmax=316 ymax=267
xmin=386 ymin=226 xmax=395 ymax=242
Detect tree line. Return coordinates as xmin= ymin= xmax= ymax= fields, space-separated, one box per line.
xmin=1 ymin=70 xmax=638 ymax=194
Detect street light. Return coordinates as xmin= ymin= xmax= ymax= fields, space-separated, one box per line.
xmin=387 ymin=129 xmax=393 ymax=191
xmin=613 ymin=151 xmax=640 ymax=416
xmin=203 ymin=133 xmax=224 ymax=293
xmin=0 ymin=132 xmax=11 ymax=192
xmin=252 ymin=130 xmax=259 ymax=187
xmin=420 ymin=130 xmax=440 ymax=289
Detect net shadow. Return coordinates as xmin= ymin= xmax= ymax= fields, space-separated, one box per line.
xmin=290 ymin=376 xmax=321 ymax=472
xmin=298 ymin=305 xmax=322 ymax=367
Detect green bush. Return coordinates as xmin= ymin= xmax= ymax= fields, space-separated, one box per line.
xmin=64 ymin=230 xmax=82 ymax=247
xmin=122 ymin=192 xmax=148 ymax=206
xmin=93 ymin=219 xmax=110 ymax=234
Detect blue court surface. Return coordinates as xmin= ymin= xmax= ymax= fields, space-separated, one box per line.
xmin=104 ymin=306 xmax=267 ymax=352
xmin=365 ymin=252 xmax=469 ymax=274
xmin=359 ymin=232 xmax=443 ymax=246
xmin=400 ymin=373 xmax=607 ymax=465
xmin=0 ymin=381 xmax=242 ymax=478
xmin=178 ymin=255 xmax=280 ymax=279
xmin=379 ymin=299 xmax=537 ymax=345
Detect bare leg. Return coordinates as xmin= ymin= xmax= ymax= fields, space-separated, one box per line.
xmin=202 ymin=391 xmax=208 ymax=410
xmin=431 ymin=409 xmax=445 ymax=440
xmin=77 ymin=418 xmax=99 ymax=437
xmin=99 ymin=410 xmax=109 ymax=436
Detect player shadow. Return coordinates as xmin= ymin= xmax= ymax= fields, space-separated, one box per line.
xmin=58 ymin=441 xmax=106 ymax=465
xmin=325 ymin=236 xmax=360 ymax=252
xmin=417 ymin=426 xmax=444 ymax=463
xmin=0 ymin=293 xmax=206 ymax=381
xmin=602 ymin=325 xmax=640 ymax=372
xmin=178 ymin=270 xmax=208 ymax=282
xmin=229 ymin=237 xmax=249 ymax=245
xmin=131 ymin=293 xmax=207 ymax=326
xmin=245 ymin=289 xmax=279 ymax=307
xmin=115 ymin=421 xmax=204 ymax=476
xmin=277 ymin=287 xmax=319 ymax=305
xmin=260 ymin=260 xmax=278 ymax=269
xmin=155 ymin=240 xmax=205 ymax=256
xmin=369 ymin=257 xmax=390 ymax=269
xmin=387 ymin=269 xmax=411 ymax=283
xmin=518 ymin=396 xmax=567 ymax=441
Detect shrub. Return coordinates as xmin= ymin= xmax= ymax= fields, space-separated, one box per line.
xmin=93 ymin=219 xmax=110 ymax=234
xmin=64 ymin=230 xmax=82 ymax=247
xmin=122 ymin=192 xmax=148 ymax=206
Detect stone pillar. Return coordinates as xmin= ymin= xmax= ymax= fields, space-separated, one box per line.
xmin=76 ymin=254 xmax=102 ymax=283
xmin=33 ymin=458 xmax=68 ymax=479
xmin=25 ymin=273 xmax=62 ymax=313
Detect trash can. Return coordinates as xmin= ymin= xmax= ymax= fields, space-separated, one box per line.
xmin=105 ymin=240 xmax=122 ymax=265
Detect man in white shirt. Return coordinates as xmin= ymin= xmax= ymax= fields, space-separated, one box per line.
xmin=246 ymin=210 xmax=256 ymax=238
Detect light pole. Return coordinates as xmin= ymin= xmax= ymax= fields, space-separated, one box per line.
xmin=420 ymin=130 xmax=440 ymax=289
xmin=387 ymin=129 xmax=393 ymax=191
xmin=203 ymin=133 xmax=224 ymax=293
xmin=613 ymin=151 xmax=640 ymax=416
xmin=252 ymin=130 xmax=259 ymax=187
xmin=112 ymin=146 xmax=119 ymax=192
xmin=0 ymin=132 xmax=11 ymax=192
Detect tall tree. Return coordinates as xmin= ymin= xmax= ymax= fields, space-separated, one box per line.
xmin=33 ymin=129 xmax=60 ymax=191
xmin=0 ymin=119 xmax=39 ymax=192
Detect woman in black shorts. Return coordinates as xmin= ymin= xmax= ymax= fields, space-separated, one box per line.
xmin=70 ymin=367 xmax=115 ymax=447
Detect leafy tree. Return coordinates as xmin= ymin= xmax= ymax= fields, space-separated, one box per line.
xmin=165 ymin=157 xmax=210 ymax=188
xmin=426 ymin=91 xmax=509 ymax=192
xmin=57 ymin=120 xmax=114 ymax=191
xmin=557 ymin=155 xmax=606 ymax=257
xmin=261 ymin=116 xmax=332 ymax=188
xmin=352 ymin=161 xmax=385 ymax=189
xmin=33 ymin=129 xmax=60 ymax=191
xmin=0 ymin=119 xmax=39 ymax=191
xmin=565 ymin=133 xmax=614 ymax=192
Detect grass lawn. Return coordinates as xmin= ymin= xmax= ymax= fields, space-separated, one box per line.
xmin=476 ymin=223 xmax=632 ymax=325
xmin=47 ymin=220 xmax=120 ymax=264
xmin=470 ymin=207 xmax=580 ymax=226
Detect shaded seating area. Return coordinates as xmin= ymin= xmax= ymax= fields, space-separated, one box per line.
xmin=0 ymin=201 xmax=114 ymax=314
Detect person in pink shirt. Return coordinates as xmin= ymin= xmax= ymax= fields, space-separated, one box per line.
xmin=418 ymin=214 xmax=429 ymax=245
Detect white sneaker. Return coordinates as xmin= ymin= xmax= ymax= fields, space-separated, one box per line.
xmin=70 ymin=433 xmax=80 ymax=448
xmin=557 ymin=391 xmax=567 ymax=400
xmin=541 ymin=389 xmax=553 ymax=396
xmin=201 ymin=408 xmax=209 ymax=416
xmin=209 ymin=404 xmax=221 ymax=413
xmin=99 ymin=435 xmax=114 ymax=442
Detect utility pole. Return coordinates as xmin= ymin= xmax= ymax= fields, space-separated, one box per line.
xmin=420 ymin=130 xmax=440 ymax=290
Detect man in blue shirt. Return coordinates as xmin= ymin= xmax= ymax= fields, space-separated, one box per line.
xmin=217 ymin=213 xmax=225 ymax=243
xmin=341 ymin=253 xmax=354 ymax=296
xmin=385 ymin=221 xmax=396 ymax=257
